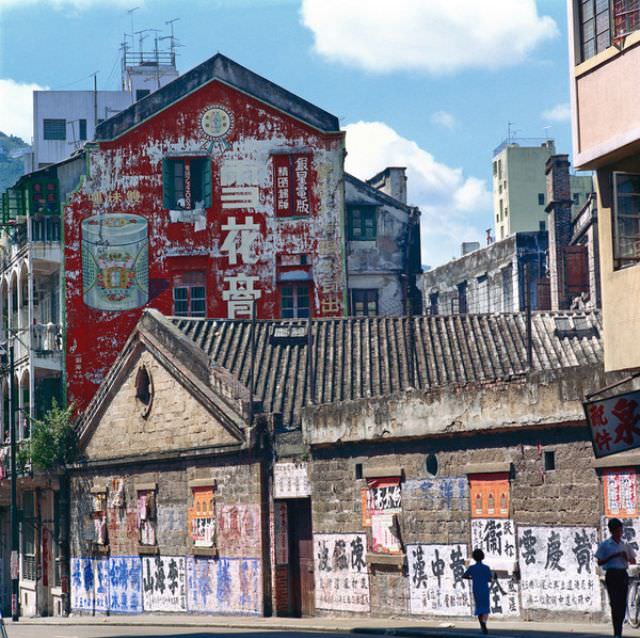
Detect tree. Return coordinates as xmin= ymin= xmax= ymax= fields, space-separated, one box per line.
xmin=29 ymin=399 xmax=77 ymax=471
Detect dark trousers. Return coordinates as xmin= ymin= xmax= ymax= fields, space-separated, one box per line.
xmin=606 ymin=568 xmax=629 ymax=636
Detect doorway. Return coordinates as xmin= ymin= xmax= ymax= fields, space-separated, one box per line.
xmin=283 ymin=498 xmax=314 ymax=617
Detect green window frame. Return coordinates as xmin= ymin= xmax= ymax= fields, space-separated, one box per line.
xmin=172 ymin=272 xmax=206 ymax=317
xmin=348 ymin=206 xmax=377 ymax=241
xmin=162 ymin=157 xmax=212 ymax=210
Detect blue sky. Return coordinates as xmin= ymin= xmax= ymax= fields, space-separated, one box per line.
xmin=0 ymin=0 xmax=574 ymax=267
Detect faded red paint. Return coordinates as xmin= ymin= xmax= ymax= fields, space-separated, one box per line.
xmin=65 ymin=80 xmax=346 ymax=410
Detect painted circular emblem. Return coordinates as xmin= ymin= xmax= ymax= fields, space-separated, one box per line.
xmin=200 ymin=106 xmax=234 ymax=139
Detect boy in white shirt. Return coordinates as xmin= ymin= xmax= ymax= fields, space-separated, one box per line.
xmin=596 ymin=518 xmax=637 ymax=638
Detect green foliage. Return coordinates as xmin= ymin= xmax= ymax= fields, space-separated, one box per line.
xmin=0 ymin=131 xmax=30 ymax=193
xmin=15 ymin=441 xmax=30 ymax=476
xmin=29 ymin=399 xmax=77 ymax=472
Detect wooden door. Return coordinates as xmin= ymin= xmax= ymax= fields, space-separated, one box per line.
xmin=289 ymin=499 xmax=314 ymax=617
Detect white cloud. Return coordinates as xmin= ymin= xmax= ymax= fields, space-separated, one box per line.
xmin=542 ymin=102 xmax=572 ymax=122
xmin=300 ymin=0 xmax=558 ymax=74
xmin=431 ymin=111 xmax=457 ymax=131
xmin=344 ymin=121 xmax=491 ymax=268
xmin=0 ymin=79 xmax=48 ymax=142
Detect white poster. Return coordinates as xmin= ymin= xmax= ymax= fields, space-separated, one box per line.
xmin=407 ymin=543 xmax=471 ymax=616
xmin=471 ymin=518 xmax=517 ymax=572
xmin=142 ymin=556 xmax=187 ymax=612
xmin=314 ymin=533 xmax=370 ymax=612
xmin=273 ymin=463 xmax=311 ymax=498
xmin=490 ymin=575 xmax=520 ymax=618
xmin=518 ymin=526 xmax=602 ymax=612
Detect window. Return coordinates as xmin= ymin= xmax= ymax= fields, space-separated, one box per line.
xmin=22 ymin=491 xmax=36 ymax=580
xmin=351 ymin=289 xmax=378 ymax=317
xmin=579 ymin=0 xmax=611 ymax=61
xmin=492 ymin=161 xmax=497 ymax=176
xmin=79 ymin=119 xmax=87 ymax=141
xmin=613 ymin=172 xmax=640 ymax=268
xmin=573 ymin=192 xmax=581 ymax=206
xmin=136 ymin=89 xmax=151 ymax=101
xmin=162 ymin=157 xmax=212 ymax=210
xmin=544 ymin=451 xmax=556 ymax=471
xmin=348 ymin=206 xmax=377 ymax=240
xmin=539 ymin=221 xmax=546 ymax=231
xmin=457 ymin=281 xmax=468 ymax=314
xmin=613 ymin=0 xmax=640 ymax=46
xmin=469 ymin=473 xmax=510 ymax=519
xmin=428 ymin=292 xmax=439 ymax=316
xmin=280 ymin=285 xmax=310 ymax=318
xmin=538 ymin=193 xmax=545 ymax=206
xmin=137 ymin=489 xmax=157 ymax=546
xmin=273 ymin=153 xmax=312 ymax=216
xmin=43 ymin=119 xmax=66 ymax=141
xmin=188 ymin=486 xmax=215 ymax=548
xmin=172 ymin=272 xmax=206 ymax=317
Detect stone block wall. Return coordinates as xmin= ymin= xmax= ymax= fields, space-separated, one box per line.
xmin=310 ymin=425 xmax=606 ymax=622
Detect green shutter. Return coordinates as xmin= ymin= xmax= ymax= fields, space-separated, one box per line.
xmin=202 ymin=159 xmax=212 ymax=208
xmin=162 ymin=158 xmax=175 ymax=209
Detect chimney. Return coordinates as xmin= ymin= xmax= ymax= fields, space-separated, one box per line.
xmin=545 ymin=154 xmax=573 ymax=310
xmin=367 ymin=167 xmax=407 ymax=204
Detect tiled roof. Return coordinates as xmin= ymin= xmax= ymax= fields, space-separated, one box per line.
xmin=171 ymin=311 xmax=602 ymax=431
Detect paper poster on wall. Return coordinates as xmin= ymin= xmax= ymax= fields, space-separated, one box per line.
xmin=71 ymin=557 xmax=109 ymax=612
xmin=471 ymin=518 xmax=516 ymax=572
xmin=367 ymin=477 xmax=402 ymax=554
xmin=403 ymin=477 xmax=468 ymax=512
xmin=314 ymin=533 xmax=370 ymax=612
xmin=186 ymin=556 xmax=262 ymax=615
xmin=469 ymin=473 xmax=510 ymax=519
xmin=142 ymin=556 xmax=187 ymax=612
xmin=490 ymin=575 xmax=520 ymax=618
xmin=407 ymin=543 xmax=471 ymax=616
xmin=217 ymin=504 xmax=261 ymax=558
xmin=274 ymin=502 xmax=288 ymax=565
xmin=108 ymin=556 xmax=143 ymax=613
xmin=188 ymin=487 xmax=215 ymax=548
xmin=273 ymin=462 xmax=311 ymax=498
xmin=603 ymin=468 xmax=638 ymax=517
xmin=517 ymin=526 xmax=602 ymax=612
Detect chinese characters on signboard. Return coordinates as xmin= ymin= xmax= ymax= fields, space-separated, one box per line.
xmin=272 ymin=153 xmax=312 ymax=217
xmin=273 ymin=463 xmax=311 ymax=499
xmin=471 ymin=519 xmax=517 ymax=572
xmin=585 ymin=390 xmax=640 ymax=458
xmin=407 ymin=544 xmax=470 ymax=616
xmin=108 ymin=556 xmax=143 ymax=613
xmin=71 ymin=557 xmax=109 ymax=612
xmin=314 ymin=533 xmax=370 ymax=612
xmin=142 ymin=556 xmax=187 ymax=612
xmin=603 ymin=469 xmax=638 ymax=517
xmin=517 ymin=526 xmax=601 ymax=612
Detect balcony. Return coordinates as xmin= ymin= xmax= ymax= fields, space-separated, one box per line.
xmin=31 ymin=323 xmax=62 ymax=371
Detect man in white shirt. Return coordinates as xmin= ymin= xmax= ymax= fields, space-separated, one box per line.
xmin=596 ymin=518 xmax=637 ymax=638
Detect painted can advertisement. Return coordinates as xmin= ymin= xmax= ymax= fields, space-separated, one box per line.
xmin=81 ymin=213 xmax=149 ymax=311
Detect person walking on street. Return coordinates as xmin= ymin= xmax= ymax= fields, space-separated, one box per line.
xmin=464 ymin=548 xmax=493 ymax=635
xmin=596 ymin=517 xmax=637 ymax=637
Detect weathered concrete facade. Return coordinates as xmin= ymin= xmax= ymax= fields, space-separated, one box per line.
xmin=420 ymin=231 xmax=548 ymax=315
xmin=345 ymin=172 xmax=421 ymax=316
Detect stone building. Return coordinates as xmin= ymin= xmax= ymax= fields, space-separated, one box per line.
xmin=345 ymin=170 xmax=422 ymax=316
xmin=67 ymin=307 xmax=636 ymax=624
xmin=420 ymin=231 xmax=549 ymax=315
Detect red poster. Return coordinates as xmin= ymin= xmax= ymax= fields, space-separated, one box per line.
xmin=604 ymin=468 xmax=638 ymax=517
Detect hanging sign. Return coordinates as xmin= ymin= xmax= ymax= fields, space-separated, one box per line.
xmin=585 ymin=390 xmax=640 ymax=458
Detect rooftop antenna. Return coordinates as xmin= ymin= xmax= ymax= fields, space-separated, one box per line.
xmin=127 ymin=7 xmax=140 ymax=49
xmin=135 ymin=29 xmax=151 ymax=63
xmin=543 ymin=125 xmax=552 ymax=140
xmin=507 ymin=121 xmax=515 ymax=144
xmin=165 ymin=18 xmax=180 ymax=65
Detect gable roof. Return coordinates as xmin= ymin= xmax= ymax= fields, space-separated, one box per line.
xmin=171 ymin=311 xmax=603 ymax=432
xmin=345 ymin=173 xmax=415 ymax=213
xmin=95 ymin=53 xmax=340 ymax=141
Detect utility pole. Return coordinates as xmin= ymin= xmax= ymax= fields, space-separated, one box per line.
xmin=9 ymin=343 xmax=19 ymax=621
xmin=91 ymin=72 xmax=98 ymax=132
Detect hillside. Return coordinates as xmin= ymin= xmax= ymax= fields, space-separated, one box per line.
xmin=0 ymin=132 xmax=29 ymax=193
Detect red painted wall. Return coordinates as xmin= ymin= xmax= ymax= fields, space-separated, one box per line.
xmin=65 ymin=80 xmax=346 ymax=411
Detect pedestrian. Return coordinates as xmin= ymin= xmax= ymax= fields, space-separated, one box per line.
xmin=463 ymin=548 xmax=493 ymax=635
xmin=596 ymin=517 xmax=637 ymax=638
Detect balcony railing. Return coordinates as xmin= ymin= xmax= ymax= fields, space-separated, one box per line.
xmin=31 ymin=323 xmax=62 ymax=353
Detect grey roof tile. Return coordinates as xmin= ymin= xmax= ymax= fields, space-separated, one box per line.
xmin=171 ymin=311 xmax=602 ymax=431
